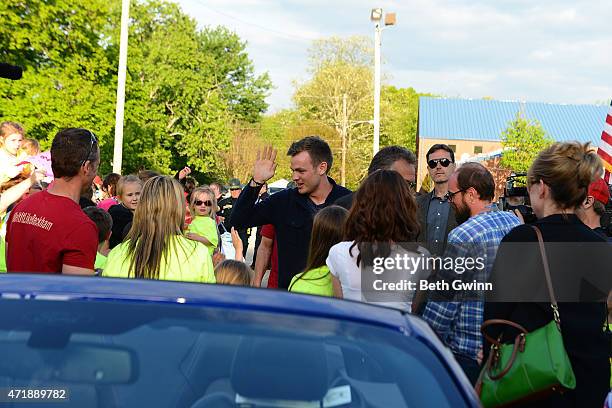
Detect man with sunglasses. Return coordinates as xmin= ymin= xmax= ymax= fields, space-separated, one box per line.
xmin=416 ymin=144 xmax=458 ymax=256
xmin=6 ymin=128 xmax=99 ymax=275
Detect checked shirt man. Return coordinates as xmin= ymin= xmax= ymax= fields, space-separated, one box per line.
xmin=422 ymin=163 xmax=520 ymax=384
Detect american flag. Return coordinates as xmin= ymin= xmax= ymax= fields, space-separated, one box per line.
xmin=598 ymin=101 xmax=612 ymax=184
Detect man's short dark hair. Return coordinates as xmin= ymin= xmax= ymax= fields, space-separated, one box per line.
xmin=426 ymin=144 xmax=455 ymax=163
xmin=287 ymin=136 xmax=333 ymax=173
xmin=51 ymin=128 xmax=99 ymax=178
xmin=593 ymin=200 xmax=606 ymax=216
xmin=83 ymin=206 xmax=113 ymax=243
xmin=456 ymin=162 xmax=495 ymax=202
xmin=368 ymin=146 xmax=416 ymax=175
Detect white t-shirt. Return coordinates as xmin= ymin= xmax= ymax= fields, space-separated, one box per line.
xmin=326 ymin=241 xmax=430 ymax=312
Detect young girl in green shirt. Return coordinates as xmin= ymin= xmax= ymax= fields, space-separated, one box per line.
xmin=289 ymin=205 xmax=348 ymax=296
xmin=186 ymin=186 xmax=219 ymax=256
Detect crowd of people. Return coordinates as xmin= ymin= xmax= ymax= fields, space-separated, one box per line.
xmin=1 ymin=121 xmax=611 ymax=407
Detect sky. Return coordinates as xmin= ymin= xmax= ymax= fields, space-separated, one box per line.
xmin=175 ymin=0 xmax=612 ymax=113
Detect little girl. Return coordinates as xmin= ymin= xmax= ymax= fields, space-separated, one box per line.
xmin=214 ymin=259 xmax=252 ymax=286
xmin=288 ymin=205 xmax=348 ymax=297
xmin=0 ymin=121 xmax=25 ymax=185
xmin=186 ymin=186 xmax=219 ymax=256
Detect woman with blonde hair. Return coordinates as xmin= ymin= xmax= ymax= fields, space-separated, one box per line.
xmin=104 ymin=176 xmax=215 ymax=283
xmin=485 ymin=142 xmax=609 ymax=407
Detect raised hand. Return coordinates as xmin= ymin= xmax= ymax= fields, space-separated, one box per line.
xmin=230 ymin=227 xmax=244 ymax=262
xmin=252 ymin=146 xmax=277 ymax=184
xmin=178 ymin=166 xmax=191 ymax=180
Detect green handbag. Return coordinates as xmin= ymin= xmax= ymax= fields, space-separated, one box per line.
xmin=476 ymin=226 xmax=576 ymax=407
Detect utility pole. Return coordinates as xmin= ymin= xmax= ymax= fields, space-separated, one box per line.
xmin=341 ymin=93 xmax=348 ymax=187
xmin=113 ymin=0 xmax=130 ymax=174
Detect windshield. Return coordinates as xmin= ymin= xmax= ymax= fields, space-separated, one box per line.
xmin=0 ymin=297 xmax=467 ymax=408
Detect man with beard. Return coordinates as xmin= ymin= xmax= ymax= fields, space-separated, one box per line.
xmin=6 ymin=128 xmax=100 ymax=274
xmin=421 ymin=162 xmax=520 ymax=384
xmin=231 ymin=136 xmax=350 ymax=289
xmin=416 ymin=144 xmax=458 ymax=256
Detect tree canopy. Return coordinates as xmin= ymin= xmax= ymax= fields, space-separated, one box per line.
xmin=0 ymin=0 xmax=271 ymax=180
xmin=500 ymin=112 xmax=553 ymax=173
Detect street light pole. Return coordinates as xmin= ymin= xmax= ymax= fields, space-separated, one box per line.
xmin=373 ymin=21 xmax=381 ymax=156
xmin=370 ymin=8 xmax=395 ymax=156
xmin=113 ymin=0 xmax=130 ymax=174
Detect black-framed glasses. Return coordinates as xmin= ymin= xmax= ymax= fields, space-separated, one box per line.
xmin=444 ymin=188 xmax=466 ymax=202
xmin=427 ymin=158 xmax=452 ymax=169
xmin=80 ymin=130 xmax=98 ymax=166
xmin=194 ymin=200 xmax=212 ymax=207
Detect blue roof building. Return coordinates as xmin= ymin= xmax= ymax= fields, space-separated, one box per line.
xmin=416 ymin=97 xmax=609 ymax=186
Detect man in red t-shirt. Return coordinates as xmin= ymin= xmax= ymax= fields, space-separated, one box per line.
xmin=6 ymin=128 xmax=99 ymax=274
xmin=253 ymin=224 xmax=278 ymax=288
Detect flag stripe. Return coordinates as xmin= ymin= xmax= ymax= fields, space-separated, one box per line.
xmin=599 ymin=141 xmax=612 ymax=158
xmin=605 ymin=123 xmax=612 ymax=139
xmin=597 ymin=148 xmax=612 ymax=172
xmin=602 ymin=130 xmax=612 ymax=146
xmin=598 ymin=147 xmax=612 ymax=168
xmin=607 ymin=114 xmax=612 ymax=127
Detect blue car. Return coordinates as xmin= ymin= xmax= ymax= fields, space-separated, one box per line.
xmin=0 ymin=275 xmax=479 ymax=407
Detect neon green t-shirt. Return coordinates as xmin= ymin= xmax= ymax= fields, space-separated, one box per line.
xmin=0 ymin=236 xmax=6 ymax=273
xmin=95 ymin=252 xmax=107 ymax=271
xmin=187 ymin=216 xmax=218 ymax=257
xmin=289 ymin=265 xmax=333 ymax=297
xmin=103 ymin=235 xmax=215 ymax=283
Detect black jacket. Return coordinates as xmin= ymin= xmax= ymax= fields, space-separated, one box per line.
xmin=334 ymin=192 xmax=353 ymax=210
xmin=484 ymin=215 xmax=610 ymax=407
xmin=416 ymin=191 xmax=457 ymax=255
xmin=231 ymin=177 xmax=351 ymax=289
xmin=108 ymin=204 xmax=133 ymax=249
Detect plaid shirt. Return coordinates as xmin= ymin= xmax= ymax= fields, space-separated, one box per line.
xmin=422 ymin=209 xmax=520 ymax=360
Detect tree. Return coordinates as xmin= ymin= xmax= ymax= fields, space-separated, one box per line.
xmin=380 ymin=86 xmax=436 ymax=151
xmin=500 ymin=113 xmax=553 ymax=173
xmin=293 ymin=36 xmax=373 ymax=189
xmin=0 ymin=0 xmax=271 ymax=180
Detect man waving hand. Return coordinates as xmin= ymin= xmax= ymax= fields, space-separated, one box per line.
xmin=231 ymin=137 xmax=351 ymax=289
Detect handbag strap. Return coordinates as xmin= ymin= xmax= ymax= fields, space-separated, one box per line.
xmin=530 ymin=225 xmax=561 ymax=329
xmin=481 ymin=319 xmax=528 ymax=347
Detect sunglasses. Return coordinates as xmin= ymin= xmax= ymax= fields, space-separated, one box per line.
xmin=444 ymin=188 xmax=467 ymax=203
xmin=427 ymin=158 xmax=452 ymax=169
xmin=194 ymin=200 xmax=212 ymax=207
xmin=80 ymin=130 xmax=98 ymax=166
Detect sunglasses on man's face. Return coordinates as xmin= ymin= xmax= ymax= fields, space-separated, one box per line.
xmin=194 ymin=200 xmax=212 ymax=207
xmin=427 ymin=158 xmax=452 ymax=169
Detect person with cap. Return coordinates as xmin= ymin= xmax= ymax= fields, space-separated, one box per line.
xmin=219 ymin=178 xmax=251 ymax=259
xmin=576 ymin=177 xmax=611 ymax=240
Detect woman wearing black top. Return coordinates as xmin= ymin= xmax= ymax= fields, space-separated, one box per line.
xmin=485 ymin=142 xmax=610 ymax=407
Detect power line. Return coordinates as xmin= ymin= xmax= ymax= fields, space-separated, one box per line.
xmin=189 ymin=0 xmax=314 ymax=43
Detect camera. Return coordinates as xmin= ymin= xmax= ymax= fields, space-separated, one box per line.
xmin=499 ymin=173 xmax=537 ymax=224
